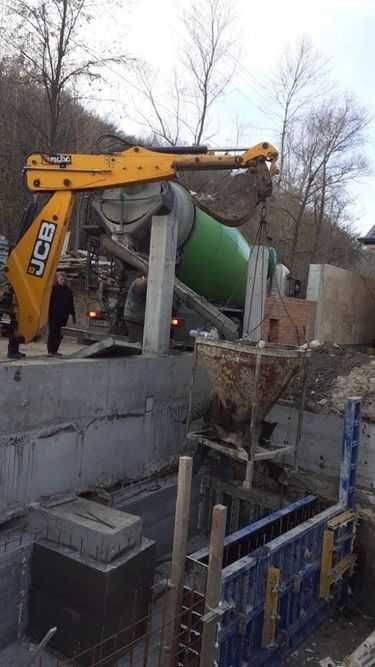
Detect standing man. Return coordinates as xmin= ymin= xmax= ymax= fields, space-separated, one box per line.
xmin=124 ymin=276 xmax=148 ymax=343
xmin=47 ymin=272 xmax=76 ymax=356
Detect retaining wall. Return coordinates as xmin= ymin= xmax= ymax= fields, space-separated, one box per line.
xmin=0 ymin=537 xmax=32 ymax=649
xmin=271 ymin=404 xmax=375 ymax=497
xmin=0 ymin=353 xmax=208 ymax=519
xmin=307 ymin=264 xmax=375 ymax=345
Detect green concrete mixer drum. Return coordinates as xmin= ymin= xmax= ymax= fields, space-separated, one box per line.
xmin=178 ymin=208 xmax=251 ymax=307
xmin=94 ymin=181 xmax=276 ymax=307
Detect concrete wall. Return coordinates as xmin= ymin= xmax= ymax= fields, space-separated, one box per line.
xmin=0 ymin=536 xmax=32 ymax=649
xmin=0 ymin=353 xmax=208 ymax=520
xmin=271 ymin=403 xmax=375 ymax=613
xmin=270 ymin=404 xmax=375 ymax=500
xmin=307 ymin=264 xmax=375 ymax=344
xmin=118 ymin=474 xmax=201 ymax=557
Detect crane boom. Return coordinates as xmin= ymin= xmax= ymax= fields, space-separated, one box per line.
xmin=24 ymin=143 xmax=278 ymax=192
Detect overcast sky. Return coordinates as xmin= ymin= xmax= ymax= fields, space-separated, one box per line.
xmin=85 ymin=0 xmax=375 ymax=234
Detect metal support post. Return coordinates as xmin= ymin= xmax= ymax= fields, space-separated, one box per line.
xmin=161 ymin=457 xmax=193 ymax=667
xmin=243 ymin=346 xmax=262 ymax=489
xmin=143 ymin=214 xmax=178 ymax=355
xmin=242 ymin=245 xmax=269 ymax=341
xmin=199 ymin=504 xmax=227 ymax=667
xmin=339 ymin=397 xmax=361 ymax=508
xmin=25 ymin=627 xmax=57 ymax=666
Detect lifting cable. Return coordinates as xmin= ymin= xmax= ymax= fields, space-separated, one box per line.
xmin=241 ymin=204 xmax=303 ymax=343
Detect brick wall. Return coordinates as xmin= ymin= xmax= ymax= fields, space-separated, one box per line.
xmin=262 ymin=296 xmax=317 ymax=345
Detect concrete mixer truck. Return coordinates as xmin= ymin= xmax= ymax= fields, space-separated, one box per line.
xmin=89 ymin=179 xmax=277 ymax=343
xmin=0 ymin=142 xmax=278 ymax=355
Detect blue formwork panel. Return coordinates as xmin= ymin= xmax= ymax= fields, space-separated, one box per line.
xmin=340 ymin=398 xmax=361 ymax=508
xmin=217 ymin=505 xmax=352 ymax=667
xmin=184 ymin=400 xmax=360 ymax=666
xmin=185 ymin=502 xmax=355 ymax=667
xmin=191 ymin=495 xmax=318 ymax=568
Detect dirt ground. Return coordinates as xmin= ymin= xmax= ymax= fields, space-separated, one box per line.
xmin=284 ymin=606 xmax=375 ymax=666
xmin=0 ymin=607 xmax=373 ymax=666
xmin=287 ymin=343 xmax=372 ymax=414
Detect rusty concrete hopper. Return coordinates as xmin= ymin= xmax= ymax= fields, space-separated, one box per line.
xmin=190 ymin=339 xmax=310 ymax=465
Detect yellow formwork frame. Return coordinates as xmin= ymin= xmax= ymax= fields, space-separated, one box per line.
xmin=262 ymin=566 xmax=281 ymax=648
xmin=320 ymin=512 xmax=356 ymax=601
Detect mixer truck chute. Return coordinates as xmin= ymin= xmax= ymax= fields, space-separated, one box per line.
xmin=0 ymin=142 xmax=278 ymax=349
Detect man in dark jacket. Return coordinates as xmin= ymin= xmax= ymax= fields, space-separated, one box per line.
xmin=47 ymin=272 xmax=76 ymax=356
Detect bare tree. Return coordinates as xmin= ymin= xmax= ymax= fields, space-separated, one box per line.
xmin=271 ymin=37 xmax=329 ymax=187
xmin=0 ymin=57 xmax=123 ymax=240
xmin=8 ymin=0 xmax=129 ymax=151
xmin=136 ymin=66 xmax=187 ymax=146
xmin=135 ymin=0 xmax=236 ymax=145
xmin=288 ymin=94 xmax=370 ymax=270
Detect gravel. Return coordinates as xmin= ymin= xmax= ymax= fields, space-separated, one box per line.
xmin=288 ymin=343 xmax=375 ymax=419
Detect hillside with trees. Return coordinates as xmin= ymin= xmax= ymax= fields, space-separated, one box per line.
xmin=0 ymin=0 xmax=372 ymax=287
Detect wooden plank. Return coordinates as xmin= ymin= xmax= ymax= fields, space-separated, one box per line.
xmin=199 ymin=504 xmax=227 ymax=667
xmin=187 ymin=432 xmax=248 ymax=463
xmin=161 ymin=457 xmax=193 ymax=667
xmin=320 ymin=529 xmax=334 ymax=601
xmin=188 ymin=431 xmax=295 ymax=463
xmin=70 ymin=337 xmax=141 ymax=358
xmin=327 ymin=511 xmax=355 ymax=530
xmin=254 ymin=444 xmax=295 ymax=461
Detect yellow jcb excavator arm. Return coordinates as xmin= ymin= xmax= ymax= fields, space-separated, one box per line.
xmin=4 ymin=142 xmax=278 ymax=343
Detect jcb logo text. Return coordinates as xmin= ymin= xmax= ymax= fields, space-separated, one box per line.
xmin=27 ymin=221 xmax=57 ymax=278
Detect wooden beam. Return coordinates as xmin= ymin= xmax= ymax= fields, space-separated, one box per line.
xmin=199 ymin=504 xmax=227 ymax=667
xmin=161 ymin=456 xmax=193 ymax=667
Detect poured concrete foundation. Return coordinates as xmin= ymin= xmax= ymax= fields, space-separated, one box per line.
xmin=0 ymin=353 xmax=209 ymax=519
xmin=29 ymin=498 xmax=143 ymax=563
xmin=1 ymin=350 xmax=375 ymax=653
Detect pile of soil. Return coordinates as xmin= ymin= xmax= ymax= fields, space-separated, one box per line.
xmin=288 ymin=343 xmax=374 ymax=418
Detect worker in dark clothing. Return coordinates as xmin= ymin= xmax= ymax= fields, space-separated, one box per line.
xmin=7 ymin=334 xmax=25 ymax=360
xmin=47 ymin=272 xmax=76 ymax=356
xmin=124 ymin=276 xmax=179 ymax=344
xmin=124 ymin=277 xmax=148 ymax=343
xmin=2 ymin=285 xmax=26 ymax=360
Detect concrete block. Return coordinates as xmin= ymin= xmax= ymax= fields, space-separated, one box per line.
xmin=30 ymin=498 xmax=142 ymax=563
xmin=243 ymin=245 xmax=269 ymax=341
xmin=143 ymin=214 xmax=178 ymax=354
xmin=29 ymin=537 xmax=155 ymax=664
